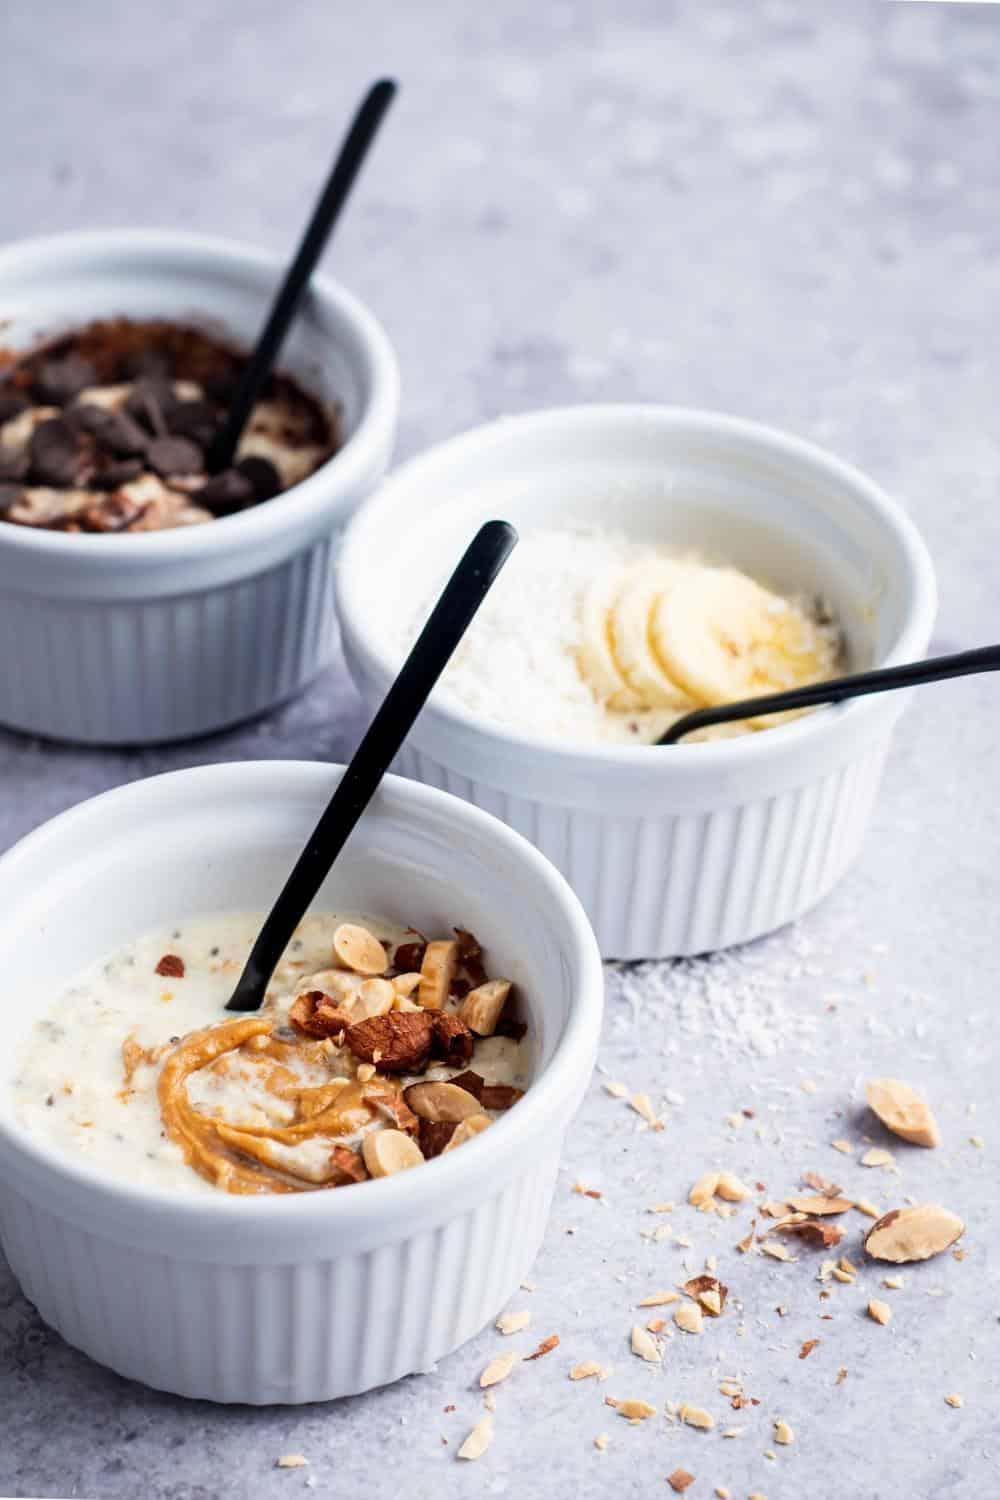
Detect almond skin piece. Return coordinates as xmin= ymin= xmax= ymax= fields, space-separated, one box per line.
xmin=429 ymin=1011 xmax=474 ymax=1066
xmin=418 ymin=1118 xmax=458 ymax=1158
xmin=417 ymin=939 xmax=459 ymax=1010
xmin=480 ymin=1082 xmax=525 ymax=1111
xmin=864 ymin=1204 xmax=964 ymax=1263
xmin=404 ymin=1079 xmax=483 ymax=1123
xmin=346 ymin=1011 xmax=433 ymax=1072
xmin=289 ymin=990 xmax=353 ymax=1039
xmin=458 ymin=978 xmax=512 ymax=1037
xmin=865 ymin=1078 xmax=941 ymax=1148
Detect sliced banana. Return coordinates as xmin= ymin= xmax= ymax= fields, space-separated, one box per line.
xmin=609 ymin=561 xmax=694 ymax=710
xmin=575 ymin=571 xmax=642 ymax=710
xmin=652 ymin=567 xmax=835 ymax=725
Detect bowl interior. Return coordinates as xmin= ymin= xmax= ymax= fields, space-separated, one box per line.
xmin=0 ymin=765 xmax=590 ymax=1148
xmin=0 ymin=234 xmax=370 ymax=447
xmin=348 ymin=408 xmax=929 ymax=683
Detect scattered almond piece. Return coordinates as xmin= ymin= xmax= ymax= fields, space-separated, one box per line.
xmin=719 ymin=1380 xmax=743 ymax=1397
xmin=715 ymin=1489 xmax=731 ymax=1499
xmin=525 ymin=1334 xmax=559 ymax=1361
xmin=649 ymin=1201 xmax=675 ymax=1213
xmin=863 ymin=1204 xmax=965 ymax=1263
xmin=773 ymin=1216 xmax=844 ymax=1249
xmin=799 ymin=1339 xmax=819 ymax=1360
xmin=802 ymin=1170 xmax=843 ymax=1196
xmin=594 ymin=1433 xmax=610 ymax=1450
xmin=865 ymin=1077 xmax=940 ymax=1148
xmin=457 ymin=1416 xmax=494 ymax=1461
xmin=604 ymin=1081 xmax=629 ymax=1098
xmin=630 ymin=1324 xmax=662 ymax=1363
xmin=480 ymin=1351 xmax=519 ymax=1388
xmin=276 ymin=1455 xmax=309 ymax=1469
xmin=495 ymin=1309 xmax=531 ymax=1335
xmin=570 ymin=1361 xmax=607 ymax=1381
xmin=760 ymin=1239 xmax=796 ymax=1262
xmin=882 ymin=1275 xmax=905 ymax=1290
xmin=674 ymin=1302 xmax=704 ymax=1335
xmin=361 ymin=1128 xmax=424 ymax=1179
xmin=668 ymin=1469 xmax=696 ymax=1493
xmin=853 ymin=1199 xmax=880 ymax=1219
xmin=831 ymin=1139 xmax=853 ymax=1154
xmin=607 ymin=1397 xmax=657 ymax=1421
xmin=689 ymin=1171 xmax=720 ymax=1207
xmin=786 ymin=1194 xmax=853 ymax=1216
xmin=680 ymin=1403 xmax=715 ymax=1430
xmin=638 ymin=1290 xmax=680 ymax=1308
xmin=944 ymin=1393 xmax=963 ymax=1409
xmin=630 ymin=1092 xmax=663 ymax=1128
xmin=867 ymin=1298 xmax=892 ymax=1325
xmin=773 ymin=1419 xmax=794 ymax=1445
xmin=836 ymin=1367 xmax=848 ymax=1384
xmin=860 ymin=1146 xmax=894 ymax=1168
xmin=333 ymin=922 xmax=388 ymax=976
xmin=647 ymin=1317 xmax=666 ymax=1333
xmin=716 ymin=1171 xmax=751 ymax=1202
xmin=682 ymin=1274 xmax=728 ymax=1316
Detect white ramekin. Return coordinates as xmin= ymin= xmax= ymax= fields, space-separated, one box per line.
xmin=337 ymin=406 xmax=937 ymax=960
xmin=0 ymin=230 xmax=399 ymax=744
xmin=0 ymin=762 xmax=602 ymax=1402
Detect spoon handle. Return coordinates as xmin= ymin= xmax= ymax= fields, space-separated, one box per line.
xmin=658 ymin=644 xmax=1000 ymax=745
xmin=227 ymin=520 xmax=518 ymax=1011
xmin=208 ymin=78 xmax=397 ymax=472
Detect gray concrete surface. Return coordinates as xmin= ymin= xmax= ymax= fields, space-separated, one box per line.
xmin=1 ymin=2 xmax=998 ymax=1496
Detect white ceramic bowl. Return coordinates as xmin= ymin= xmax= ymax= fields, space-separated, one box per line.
xmin=338 ymin=406 xmax=937 ymax=959
xmin=0 ymin=761 xmax=602 ymax=1403
xmin=0 ymin=230 xmax=399 ymax=744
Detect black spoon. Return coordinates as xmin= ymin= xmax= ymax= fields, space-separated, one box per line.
xmin=207 ymin=78 xmax=397 ymax=474
xmin=227 ymin=519 xmax=518 ymax=1012
xmin=658 ymin=643 xmax=1000 ymax=745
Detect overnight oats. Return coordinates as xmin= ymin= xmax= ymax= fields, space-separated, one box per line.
xmin=12 ymin=913 xmax=527 ymax=1195
xmin=391 ymin=528 xmax=843 ymax=744
xmin=0 ymin=319 xmax=339 ymax=531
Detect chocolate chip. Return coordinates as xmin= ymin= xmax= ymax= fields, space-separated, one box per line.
xmin=125 ymin=376 xmax=176 ymax=437
xmin=68 ymin=403 xmax=148 ymax=457
xmin=0 ymin=483 xmax=21 ymax=517
xmin=168 ymin=398 xmax=218 ymax=448
xmin=235 ymin=454 xmax=281 ymax=502
xmin=31 ymin=354 xmax=97 ymax=405
xmin=0 ymin=443 xmax=29 ymax=482
xmin=146 ymin=435 xmax=203 ymax=477
xmin=29 ymin=417 xmax=86 ymax=487
xmin=118 ymin=348 xmax=172 ymax=381
xmin=194 ymin=466 xmax=254 ymax=517
xmin=93 ymin=458 xmax=144 ymax=490
xmin=0 ymin=390 xmax=30 ymax=424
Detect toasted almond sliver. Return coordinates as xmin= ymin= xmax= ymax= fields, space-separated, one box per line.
xmin=760 ymin=1239 xmax=796 ymax=1262
xmin=608 ymin=1398 xmax=656 ymax=1421
xmin=716 ymin=1171 xmax=751 ymax=1202
xmin=276 ymin=1454 xmax=308 ymax=1469
xmin=404 ymin=1080 xmax=482 ymax=1123
xmin=689 ymin=1171 xmax=720 ymax=1207
xmin=786 ymin=1194 xmax=853 ymax=1216
xmin=630 ymin=1324 xmax=661 ymax=1363
xmin=630 ymin=1092 xmax=661 ymax=1127
xmin=883 ymin=1274 xmax=905 ymax=1289
xmin=867 ymin=1298 xmax=892 ymax=1325
xmin=944 ymin=1393 xmax=964 ymax=1409
xmin=674 ymin=1302 xmax=704 ymax=1335
xmin=570 ymin=1361 xmax=607 ymax=1381
xmin=638 ymin=1289 xmax=680 ymax=1308
xmin=719 ymin=1380 xmax=743 ymax=1397
xmin=443 ymin=1113 xmax=491 ymax=1152
xmin=854 ymin=1198 xmax=881 ymax=1219
xmin=361 ymin=1128 xmax=423 ymax=1178
xmin=774 ymin=1418 xmax=794 ymax=1445
xmin=604 ymin=1081 xmax=629 ymax=1098
xmin=863 ymin=1204 xmax=965 ymax=1263
xmin=417 ymin=938 xmax=459 ymax=1010
xmin=495 ymin=1309 xmax=531 ymax=1336
xmin=457 ymin=1416 xmax=494 ymax=1461
xmin=458 ymin=978 xmax=512 ymax=1037
xmin=480 ymin=1351 xmax=519 ymax=1388
xmin=865 ymin=1077 xmax=940 ymax=1148
xmin=333 ymin=923 xmax=388 ymax=976
xmin=680 ymin=1403 xmax=715 ymax=1430
xmin=831 ymin=1138 xmax=853 ymax=1154
xmin=594 ymin=1433 xmax=610 ymax=1450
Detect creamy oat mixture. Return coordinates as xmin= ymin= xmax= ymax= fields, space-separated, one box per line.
xmin=391 ymin=528 xmax=842 ymax=745
xmin=12 ymin=912 xmax=528 ymax=1195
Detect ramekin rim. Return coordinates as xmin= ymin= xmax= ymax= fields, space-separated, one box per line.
xmin=0 ymin=228 xmax=400 ymax=562
xmin=0 ymin=760 xmax=603 ymax=1223
xmin=337 ymin=403 xmax=938 ymax=768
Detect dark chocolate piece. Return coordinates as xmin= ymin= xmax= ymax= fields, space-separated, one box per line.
xmin=195 ymin=467 xmax=254 ymax=518
xmin=146 ymin=435 xmax=203 ymax=477
xmin=29 ymin=418 xmax=86 ymax=487
xmin=31 ymin=354 xmax=97 ymax=406
xmin=235 ymin=454 xmax=281 ymax=502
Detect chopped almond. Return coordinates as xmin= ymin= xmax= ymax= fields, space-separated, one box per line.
xmin=457 ymin=1416 xmax=494 ymax=1461
xmin=865 ymin=1077 xmax=940 ymax=1148
xmin=630 ymin=1325 xmax=661 ymax=1363
xmin=867 ymin=1298 xmax=892 ymax=1325
xmin=480 ymin=1352 xmax=519 ymax=1387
